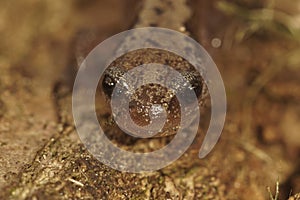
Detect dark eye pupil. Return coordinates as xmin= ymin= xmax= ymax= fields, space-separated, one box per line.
xmin=182 ymin=71 xmax=203 ymax=98
xmin=101 ymin=66 xmax=125 ymax=98
xmin=102 ymin=75 xmax=116 ymax=97
xmin=189 ymin=78 xmax=203 ymax=98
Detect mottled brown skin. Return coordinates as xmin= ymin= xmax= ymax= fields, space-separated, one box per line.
xmin=100 ymin=48 xmax=204 ymax=137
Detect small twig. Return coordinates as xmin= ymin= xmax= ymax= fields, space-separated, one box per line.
xmin=267 ymin=180 xmax=280 ymax=200
xmin=239 ymin=142 xmax=272 ymax=163
xmin=68 ymin=178 xmax=84 ymax=187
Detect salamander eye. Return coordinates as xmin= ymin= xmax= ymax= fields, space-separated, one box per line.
xmin=102 ymin=74 xmax=117 ymax=97
xmin=181 ymin=70 xmax=204 ymax=98
xmin=102 ymin=66 xmax=125 ymax=98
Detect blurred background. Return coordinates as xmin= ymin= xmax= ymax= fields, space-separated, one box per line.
xmin=0 ymin=0 xmax=299 ymax=199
